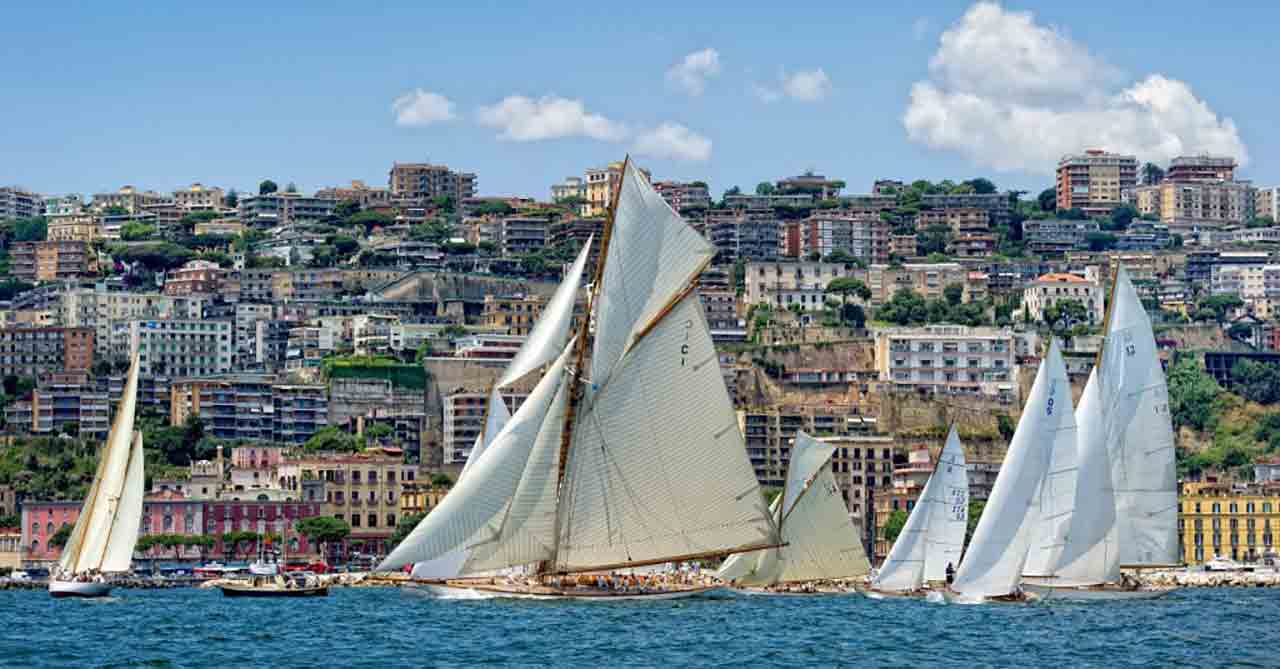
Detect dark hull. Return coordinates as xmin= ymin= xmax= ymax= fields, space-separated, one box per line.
xmin=219 ymin=585 xmax=329 ymax=598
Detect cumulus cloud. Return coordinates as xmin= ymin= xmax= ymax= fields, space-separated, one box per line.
xmin=392 ymin=89 xmax=456 ymax=126
xmin=666 ymin=48 xmax=721 ymax=96
xmin=477 ymin=95 xmax=628 ymax=142
xmin=633 ymin=123 xmax=712 ymax=162
xmin=753 ymin=68 xmax=832 ymax=103
xmin=903 ymin=2 xmax=1248 ymax=172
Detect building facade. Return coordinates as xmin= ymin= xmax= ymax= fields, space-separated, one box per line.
xmin=873 ymin=326 xmax=1017 ymax=399
xmin=1180 ymin=482 xmax=1280 ymax=564
xmin=1056 ymin=150 xmax=1138 ymax=217
xmin=388 ymin=163 xmax=477 ymax=202
xmin=11 ymin=241 xmax=93 ymax=282
xmin=1021 ymin=272 xmax=1104 ymax=325
xmin=0 ymin=326 xmax=93 ymax=379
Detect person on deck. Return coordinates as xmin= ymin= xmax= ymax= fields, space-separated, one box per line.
xmin=945 ymin=562 xmax=955 ymax=585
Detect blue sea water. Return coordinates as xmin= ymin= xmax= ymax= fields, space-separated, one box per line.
xmin=0 ymin=587 xmax=1272 ymax=667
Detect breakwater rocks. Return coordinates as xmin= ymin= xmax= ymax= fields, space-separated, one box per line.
xmin=1142 ymin=570 xmax=1280 ymax=588
xmin=1 ymin=577 xmax=200 ymax=591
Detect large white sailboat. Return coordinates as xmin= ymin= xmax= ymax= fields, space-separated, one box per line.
xmin=409 ymin=236 xmax=592 ymax=581
xmin=49 ymin=356 xmax=144 ymax=598
xmin=717 ymin=431 xmax=871 ymax=593
xmin=1022 ymin=267 xmax=1178 ymax=600
xmin=867 ymin=425 xmax=968 ymax=598
xmin=946 ymin=340 xmax=1076 ymax=603
xmin=379 ymin=159 xmax=780 ymax=599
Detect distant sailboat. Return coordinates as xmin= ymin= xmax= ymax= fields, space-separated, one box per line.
xmin=49 ymin=356 xmax=143 ymax=598
xmin=868 ymin=425 xmax=968 ymax=598
xmin=946 ymin=340 xmax=1076 ymax=603
xmin=380 ymin=159 xmax=779 ymax=600
xmin=1022 ymin=267 xmax=1178 ymax=600
xmin=410 ymin=238 xmax=592 ymax=581
xmin=718 ymin=431 xmax=871 ymax=593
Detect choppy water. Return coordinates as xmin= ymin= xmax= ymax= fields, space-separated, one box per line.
xmin=0 ymin=587 xmax=1271 ymax=667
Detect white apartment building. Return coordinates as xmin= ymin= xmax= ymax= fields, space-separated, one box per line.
xmin=111 ymin=319 xmax=233 ymax=377
xmin=58 ymin=287 xmax=207 ymax=357
xmin=1211 ymin=264 xmax=1280 ymax=318
xmin=1021 ymin=273 xmax=1104 ymax=325
xmin=1257 ymin=187 xmax=1280 ymax=222
xmin=442 ymin=391 xmax=528 ymax=465
xmin=743 ymin=261 xmax=863 ymax=312
xmin=873 ymin=326 xmax=1017 ymax=399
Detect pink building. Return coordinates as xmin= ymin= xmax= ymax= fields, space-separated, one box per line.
xmin=205 ymin=500 xmax=324 ymax=560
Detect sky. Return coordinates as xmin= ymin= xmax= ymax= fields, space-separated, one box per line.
xmin=2 ymin=1 xmax=1276 ymax=200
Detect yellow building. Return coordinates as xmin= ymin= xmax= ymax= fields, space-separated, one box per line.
xmin=399 ymin=480 xmax=451 ymax=518
xmin=1180 ymin=482 xmax=1280 ymax=565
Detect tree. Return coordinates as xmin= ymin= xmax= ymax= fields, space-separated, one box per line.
xmin=297 ymin=516 xmax=351 ymax=565
xmin=0 ymin=279 xmax=35 ymax=301
xmin=224 ymin=188 xmax=239 ymax=208
xmin=1196 ymin=294 xmax=1244 ymax=323
xmin=366 ymin=422 xmax=393 ymax=442
xmin=1232 ymin=359 xmax=1280 ymax=405
xmin=409 ymin=220 xmax=453 ymax=244
xmin=1058 ymin=207 xmax=1087 ymax=220
xmin=11 ymin=217 xmax=48 ymax=242
xmin=1141 ymin=162 xmax=1165 ymax=186
xmin=1108 ymin=205 xmax=1137 ymax=231
xmin=475 ymin=201 xmax=515 ymax=217
xmin=334 ymin=200 xmax=361 ymax=220
xmin=1037 ymin=188 xmax=1056 ymax=212
xmin=1084 ymin=232 xmax=1118 ymax=252
xmin=827 ymin=277 xmax=871 ymax=306
xmin=387 ymin=512 xmax=425 ymax=552
xmin=1167 ymin=355 xmax=1222 ymax=431
xmin=882 ymin=510 xmax=909 ymax=544
xmin=943 ymin=282 xmax=964 ymax=306
xmin=874 ymin=289 xmax=929 ymax=326
xmin=964 ymin=178 xmax=997 ymax=194
xmin=841 ymin=303 xmax=866 ymax=329
xmin=1043 ymin=298 xmax=1089 ymax=331
xmin=259 ymin=180 xmax=278 ymax=195
xmin=917 ymin=224 xmax=951 ymax=255
xmin=120 ymin=222 xmax=156 ymax=241
xmin=1249 ymin=216 xmax=1276 ymax=230
xmin=50 ymin=523 xmax=72 ymax=549
xmin=965 ymin=500 xmax=986 ymax=548
xmin=755 ymin=182 xmax=776 ymax=195
xmin=346 ymin=210 xmax=393 ymax=233
xmin=430 ymin=472 xmax=453 ymax=487
xmin=997 ymin=414 xmax=1016 ymax=441
xmin=824 ymin=248 xmax=857 ymax=264
xmin=0 ymin=514 xmax=18 ymax=529
xmin=285 ymin=182 xmax=298 ymax=194
xmin=303 ymin=426 xmax=360 ymax=453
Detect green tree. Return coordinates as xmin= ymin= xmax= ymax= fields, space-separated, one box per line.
xmin=387 ymin=512 xmax=426 ymax=552
xmin=755 ymin=182 xmax=776 ymax=195
xmin=430 ymin=472 xmax=453 ymax=487
xmin=827 ymin=277 xmax=871 ymax=305
xmin=964 ymin=178 xmax=997 ymax=194
xmin=1141 ymin=162 xmax=1165 ymax=185
xmin=824 ymin=248 xmax=858 ymax=264
xmin=259 ymin=179 xmax=278 ymax=195
xmin=1043 ymin=298 xmax=1089 ymax=330
xmin=1249 ymin=215 xmax=1275 ymax=230
xmin=997 ymin=414 xmax=1016 ymax=441
xmin=917 ymin=224 xmax=951 ymax=255
xmin=303 ymin=426 xmax=360 ymax=453
xmin=11 ymin=217 xmax=48 ymax=242
xmin=120 ymin=222 xmax=156 ymax=241
xmin=1196 ymin=294 xmax=1244 ymax=323
xmin=334 ymin=200 xmax=361 ymax=220
xmin=943 ymin=282 xmax=964 ymax=306
xmin=1085 ymin=231 xmax=1118 ymax=251
xmin=1058 ymin=207 xmax=1087 ymax=220
xmin=1037 ymin=188 xmax=1056 ymax=212
xmin=224 ymin=188 xmax=239 ymax=208
xmin=1108 ymin=205 xmax=1137 ymax=231
xmin=875 ymin=289 xmax=929 ymax=326
xmin=0 ymin=279 xmax=35 ymax=301
xmin=1231 ymin=359 xmax=1280 ymax=405
xmin=882 ymin=510 xmax=909 ymax=544
xmin=0 ymin=514 xmax=19 ymax=528
xmin=346 ymin=211 xmax=394 ymax=233
xmin=965 ymin=500 xmax=986 ymax=548
xmin=1167 ymin=355 xmax=1222 ymax=431
xmin=296 ymin=516 xmax=351 ymax=564
xmin=50 ymin=523 xmax=73 ymax=549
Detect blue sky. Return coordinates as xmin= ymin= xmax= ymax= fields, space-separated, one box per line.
xmin=2 ymin=1 xmax=1275 ymax=200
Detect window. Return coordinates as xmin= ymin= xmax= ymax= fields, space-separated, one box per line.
xmin=388 ymin=514 xmax=397 ymax=527
xmin=352 ymin=470 xmax=361 ymax=484
xmin=1212 ymin=503 xmax=1221 ymax=514
xmin=351 ymin=514 xmax=360 ymax=527
xmin=367 ymin=514 xmax=377 ymax=528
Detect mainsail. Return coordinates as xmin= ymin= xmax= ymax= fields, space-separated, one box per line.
xmin=951 ymin=340 xmax=1075 ymax=599
xmin=719 ymin=432 xmax=870 ymax=585
xmin=1103 ymin=267 xmax=1178 ymax=566
xmin=59 ymin=355 xmax=142 ymax=575
xmin=872 ymin=426 xmax=968 ymax=592
xmin=1023 ymin=366 xmax=1082 ymax=577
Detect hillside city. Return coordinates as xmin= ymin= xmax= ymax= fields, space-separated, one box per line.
xmin=3 ymin=150 xmax=1280 ymax=572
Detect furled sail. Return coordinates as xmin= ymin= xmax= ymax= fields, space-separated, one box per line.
xmin=1048 ymin=370 xmax=1121 ymax=585
xmin=60 ymin=355 xmax=140 ymax=574
xmin=379 ymin=344 xmax=572 ymax=572
xmin=1103 ymin=267 xmax=1178 ymax=566
xmin=101 ymin=432 xmax=145 ymax=572
xmin=873 ymin=426 xmax=968 ymax=592
xmin=923 ymin=426 xmax=969 ymax=583
xmin=951 ymin=341 xmax=1075 ymax=599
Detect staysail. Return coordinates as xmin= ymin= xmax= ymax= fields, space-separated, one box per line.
xmin=951 ymin=340 xmax=1075 ymax=599
xmin=872 ymin=425 xmax=968 ymax=592
xmin=1103 ymin=267 xmax=1178 ymax=566
xmin=59 ymin=355 xmax=141 ymax=574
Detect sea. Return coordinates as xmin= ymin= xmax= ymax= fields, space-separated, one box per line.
xmin=0 ymin=586 xmax=1271 ymax=667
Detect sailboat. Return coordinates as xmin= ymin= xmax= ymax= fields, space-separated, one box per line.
xmin=945 ymin=340 xmax=1076 ymax=603
xmin=1022 ymin=267 xmax=1178 ymax=600
xmin=49 ymin=355 xmax=144 ymax=598
xmin=378 ymin=158 xmax=780 ymax=600
xmin=410 ymin=236 xmax=592 ymax=581
xmin=220 ymin=515 xmax=328 ymax=597
xmin=717 ymin=431 xmax=871 ymax=594
xmin=866 ymin=425 xmax=968 ymax=599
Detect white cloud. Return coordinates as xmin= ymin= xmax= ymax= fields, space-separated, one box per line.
xmin=392 ymin=89 xmax=456 ymax=126
xmin=633 ymin=123 xmax=712 ymax=162
xmin=754 ymin=68 xmax=832 ymax=103
xmin=904 ymin=2 xmax=1248 ymax=172
xmin=666 ymin=48 xmax=721 ymax=96
xmin=476 ymin=95 xmax=628 ymax=142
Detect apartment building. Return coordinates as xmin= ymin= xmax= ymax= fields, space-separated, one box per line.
xmin=58 ymin=287 xmax=207 ymax=357
xmin=550 ymin=176 xmax=586 ymax=206
xmin=1166 ymin=155 xmax=1237 ymax=183
xmin=1055 ymin=150 xmax=1139 ymax=217
xmin=282 ymin=449 xmax=418 ymax=556
xmin=11 ymin=241 xmax=93 ymax=282
xmin=743 ymin=261 xmax=863 ymax=311
xmin=1135 ymin=180 xmax=1254 ymax=234
xmin=788 ymin=213 xmax=890 ymax=263
xmin=441 ymin=390 xmax=528 ymax=465
xmin=0 ymin=186 xmax=43 ymax=220
xmin=271 ymin=268 xmax=345 ymax=301
xmin=388 ymin=162 xmax=477 ymax=202
xmin=705 ymin=209 xmax=780 ymax=263
xmin=46 ymin=215 xmax=99 ymax=243
xmin=1186 ymin=250 xmax=1274 ymax=286
xmin=112 ymin=319 xmax=233 ymax=377
xmin=163 ymin=260 xmax=226 ymax=296
xmin=919 ymin=192 xmax=1013 ymax=227
xmin=1023 ymin=219 xmax=1101 ymax=256
xmin=315 ymin=180 xmax=393 ymax=208
xmin=866 ymin=262 xmax=987 ymax=305
xmin=583 ymin=162 xmax=651 ymax=217
xmin=499 ymin=217 xmax=550 ymax=257
xmin=91 ymin=185 xmax=170 ymax=214
xmin=915 ymin=207 xmax=990 ymax=234
xmin=873 ymin=326 xmax=1017 ymax=399
xmin=723 ymin=193 xmax=815 ymax=209
xmin=273 ymin=384 xmax=329 ymax=445
xmin=890 ymin=234 xmax=918 ymax=258
xmin=172 ymin=183 xmax=226 ymax=211
xmin=653 ymin=180 xmax=712 ymax=212
xmin=775 ymin=173 xmax=845 ymax=199
xmin=1256 ymin=187 xmax=1280 ymax=222
xmin=1021 ymin=272 xmax=1104 ymax=325
xmin=1211 ymin=264 xmax=1280 ymax=318
xmin=20 ymin=373 xmax=111 ymax=440
xmin=0 ymin=327 xmax=93 ymax=379
xmin=1180 ymin=482 xmax=1280 ymax=565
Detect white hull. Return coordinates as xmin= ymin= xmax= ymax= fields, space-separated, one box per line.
xmin=408 ymin=581 xmax=724 ymax=601
xmin=732 ymin=587 xmax=855 ymax=597
xmin=1022 ymin=583 xmax=1175 ymax=601
xmin=49 ymin=580 xmax=112 ymax=598
xmin=940 ymin=589 xmax=1040 ymax=605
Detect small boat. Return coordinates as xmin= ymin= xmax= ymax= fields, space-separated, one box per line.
xmin=380 ymin=159 xmax=783 ymax=600
xmin=866 ymin=426 xmax=968 ymax=600
xmin=718 ymin=431 xmax=871 ymax=595
xmin=49 ymin=356 xmax=144 ymax=599
xmin=1204 ymin=556 xmax=1251 ymax=573
xmin=219 ymin=574 xmax=329 ymax=598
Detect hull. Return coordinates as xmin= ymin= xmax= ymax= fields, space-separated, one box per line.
xmin=863 ymin=587 xmax=929 ymax=600
xmin=733 ymin=586 xmax=855 ymax=597
xmin=410 ymin=580 xmax=723 ymax=601
xmin=49 ymin=580 xmax=112 ymax=598
xmin=1022 ymin=582 xmax=1176 ymax=601
xmin=941 ymin=588 xmax=1039 ymax=605
xmin=219 ymin=584 xmax=329 ymax=598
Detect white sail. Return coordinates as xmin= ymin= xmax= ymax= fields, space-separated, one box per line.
xmin=378 ymin=344 xmax=572 ymax=572
xmin=499 ymin=237 xmax=591 ymax=388
xmin=458 ymin=388 xmax=512 ymax=480
xmin=556 ymin=292 xmax=775 ymax=572
xmin=923 ymin=427 xmax=968 ymax=582
xmin=772 ymin=435 xmax=870 ymax=583
xmin=715 ymin=495 xmax=780 ymax=585
xmin=101 ymin=432 xmax=145 ymax=572
xmin=590 ymin=164 xmax=715 ymax=390
xmin=462 ymin=374 xmax=569 ymax=574
xmin=1023 ymin=373 xmax=1080 ymax=577
xmin=60 ymin=355 xmax=140 ymax=574
xmin=1104 ymin=267 xmax=1178 ymax=566
xmin=1050 ymin=370 xmax=1121 ymax=585
xmin=951 ymin=341 xmax=1075 ymax=599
